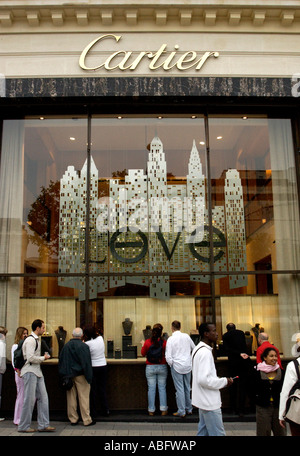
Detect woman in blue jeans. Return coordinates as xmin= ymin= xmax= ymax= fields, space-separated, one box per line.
xmin=141 ymin=323 xmax=168 ymax=416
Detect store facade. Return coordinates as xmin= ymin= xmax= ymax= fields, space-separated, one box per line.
xmin=0 ymin=0 xmax=300 ymax=412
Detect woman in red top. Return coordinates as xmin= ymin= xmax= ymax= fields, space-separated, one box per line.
xmin=141 ymin=323 xmax=168 ymax=416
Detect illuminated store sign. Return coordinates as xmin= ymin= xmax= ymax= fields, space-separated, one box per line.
xmin=58 ymin=137 xmax=247 ymax=300
xmin=79 ymin=34 xmax=219 ymax=72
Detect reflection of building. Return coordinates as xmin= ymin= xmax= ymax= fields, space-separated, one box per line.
xmin=225 ymin=169 xmax=247 ymax=288
xmin=59 ymin=137 xmax=247 ymax=300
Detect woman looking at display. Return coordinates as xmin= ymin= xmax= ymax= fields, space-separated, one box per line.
xmin=141 ymin=323 xmax=168 ymax=416
xmin=11 ymin=326 xmax=28 ymax=425
xmin=253 ymin=346 xmax=286 ymax=436
xmin=83 ymin=325 xmax=109 ymax=420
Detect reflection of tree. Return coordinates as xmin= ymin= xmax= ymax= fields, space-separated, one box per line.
xmin=27 ymin=180 xmax=60 ymax=257
xmin=112 ymin=169 xmax=127 ymax=179
xmin=26 ymin=170 xmax=180 ymax=260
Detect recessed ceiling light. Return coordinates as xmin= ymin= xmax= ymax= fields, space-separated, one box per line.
xmin=191 ymin=115 xmax=197 ymax=119
xmin=157 ymin=116 xmax=163 ymax=119
xmin=199 ymin=141 xmax=205 ymax=145
xmin=70 ymin=137 xmax=76 ymax=141
xmin=242 ymin=116 xmax=248 ymax=120
xmin=217 ymin=136 xmax=223 ymax=140
xmin=117 ymin=116 xmax=122 ymax=119
xmin=39 ymin=117 xmax=45 ymax=120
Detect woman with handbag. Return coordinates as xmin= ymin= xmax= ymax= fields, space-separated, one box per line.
xmin=253 ymin=346 xmax=286 ymax=436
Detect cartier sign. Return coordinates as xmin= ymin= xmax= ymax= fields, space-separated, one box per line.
xmin=79 ymin=34 xmax=219 ymax=72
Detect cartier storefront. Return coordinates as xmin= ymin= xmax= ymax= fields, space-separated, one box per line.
xmin=0 ymin=1 xmax=300 ymax=415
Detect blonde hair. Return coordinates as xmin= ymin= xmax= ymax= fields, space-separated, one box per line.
xmin=14 ymin=327 xmax=28 ymax=345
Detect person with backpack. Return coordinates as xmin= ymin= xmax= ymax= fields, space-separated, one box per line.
xmin=11 ymin=326 xmax=28 ymax=425
xmin=141 ymin=323 xmax=168 ymax=416
xmin=17 ymin=319 xmax=55 ymax=433
xmin=279 ymin=355 xmax=300 ymax=436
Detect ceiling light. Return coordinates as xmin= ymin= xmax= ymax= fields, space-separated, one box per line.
xmin=70 ymin=137 xmax=76 ymax=141
xmin=199 ymin=141 xmax=205 ymax=145
xmin=217 ymin=136 xmax=223 ymax=140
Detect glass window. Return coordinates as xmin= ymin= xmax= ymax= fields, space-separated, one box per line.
xmin=0 ymin=115 xmax=299 ymax=357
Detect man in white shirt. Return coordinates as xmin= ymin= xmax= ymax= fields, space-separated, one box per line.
xmin=165 ymin=320 xmax=195 ymax=417
xmin=192 ymin=322 xmax=233 ymax=436
xmin=18 ymin=319 xmax=55 ymax=433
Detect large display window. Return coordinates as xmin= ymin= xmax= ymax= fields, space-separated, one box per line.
xmin=0 ymin=115 xmax=299 ymax=358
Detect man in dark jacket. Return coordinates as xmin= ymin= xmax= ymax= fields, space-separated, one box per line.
xmin=58 ymin=327 xmax=95 ymax=426
xmin=222 ymin=323 xmax=252 ymax=416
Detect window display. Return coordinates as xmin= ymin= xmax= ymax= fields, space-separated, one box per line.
xmin=0 ymin=116 xmax=299 ymax=358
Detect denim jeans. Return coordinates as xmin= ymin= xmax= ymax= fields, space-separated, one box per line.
xmin=197 ymin=408 xmax=226 ymax=436
xmin=145 ymin=364 xmax=168 ymax=412
xmin=18 ymin=372 xmax=50 ymax=431
xmin=171 ymin=367 xmax=192 ymax=416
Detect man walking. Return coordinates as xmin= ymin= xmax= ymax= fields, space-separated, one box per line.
xmin=166 ymin=320 xmax=195 ymax=417
xmin=192 ymin=322 xmax=233 ymax=436
xmin=58 ymin=327 xmax=95 ymax=426
xmin=18 ymin=319 xmax=55 ymax=433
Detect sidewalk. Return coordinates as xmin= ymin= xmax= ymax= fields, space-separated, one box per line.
xmin=0 ymin=418 xmax=258 ymax=436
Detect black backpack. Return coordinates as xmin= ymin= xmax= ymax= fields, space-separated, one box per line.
xmin=14 ymin=335 xmax=38 ymax=370
xmin=284 ymin=359 xmax=300 ymax=424
xmin=147 ymin=340 xmax=163 ymax=364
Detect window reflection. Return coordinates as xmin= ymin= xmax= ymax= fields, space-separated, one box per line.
xmin=0 ymin=116 xmax=299 ymax=357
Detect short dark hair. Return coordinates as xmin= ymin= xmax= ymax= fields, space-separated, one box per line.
xmin=199 ymin=322 xmax=215 ymax=338
xmin=172 ymin=320 xmax=181 ymax=330
xmin=83 ymin=325 xmax=98 ymax=341
xmin=261 ymin=346 xmax=277 ymax=361
xmin=32 ymin=319 xmax=44 ymax=331
xmin=226 ymin=323 xmax=236 ymax=331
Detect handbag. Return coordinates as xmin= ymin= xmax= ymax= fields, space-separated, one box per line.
xmin=284 ymin=359 xmax=300 ymax=425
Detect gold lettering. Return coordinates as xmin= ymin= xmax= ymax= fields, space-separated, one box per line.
xmin=148 ymin=44 xmax=168 ymax=70
xmin=116 ymin=51 xmax=151 ymax=71
xmin=79 ymin=35 xmax=220 ymax=73
xmin=79 ymin=34 xmax=121 ymax=70
xmin=195 ymin=51 xmax=219 ymax=70
xmin=176 ymin=51 xmax=197 ymax=70
xmin=104 ymin=51 xmax=131 ymax=70
xmin=128 ymin=52 xmax=149 ymax=70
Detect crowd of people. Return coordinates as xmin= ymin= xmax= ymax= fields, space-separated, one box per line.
xmin=0 ymin=320 xmax=300 ymax=436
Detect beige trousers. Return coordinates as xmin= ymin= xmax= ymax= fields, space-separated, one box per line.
xmin=66 ymin=375 xmax=92 ymax=426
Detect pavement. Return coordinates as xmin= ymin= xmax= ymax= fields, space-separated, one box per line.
xmin=0 ymin=415 xmax=291 ymax=437
xmin=0 ymin=419 xmax=258 ymax=437
xmin=0 ymin=414 xmax=291 ymax=454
